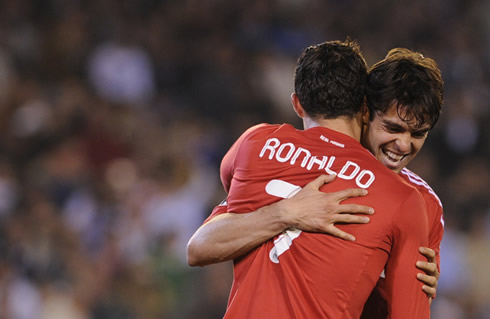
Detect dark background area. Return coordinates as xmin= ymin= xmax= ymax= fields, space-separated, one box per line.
xmin=0 ymin=0 xmax=488 ymax=318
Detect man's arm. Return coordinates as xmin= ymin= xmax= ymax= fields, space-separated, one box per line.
xmin=187 ymin=174 xmax=374 ymax=267
xmin=417 ymin=247 xmax=439 ymax=304
xmin=360 ymin=246 xmax=439 ymax=319
xmin=417 ymin=198 xmax=444 ymax=301
xmin=384 ymin=191 xmax=431 ymax=318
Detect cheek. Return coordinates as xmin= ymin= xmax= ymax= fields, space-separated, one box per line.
xmin=372 ymin=132 xmax=393 ymax=148
xmin=366 ymin=131 xmax=381 ymax=152
xmin=412 ymin=140 xmax=426 ymax=154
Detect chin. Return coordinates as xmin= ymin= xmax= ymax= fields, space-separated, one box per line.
xmin=380 ymin=159 xmax=402 ymax=173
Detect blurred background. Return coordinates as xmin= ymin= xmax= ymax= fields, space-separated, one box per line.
xmin=0 ymin=0 xmax=488 ymax=318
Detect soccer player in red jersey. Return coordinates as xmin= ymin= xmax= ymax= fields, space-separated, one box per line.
xmin=188 ymin=51 xmax=444 ymax=308
xmin=359 ymin=48 xmax=444 ymax=317
xmin=189 ymin=40 xmax=439 ymax=318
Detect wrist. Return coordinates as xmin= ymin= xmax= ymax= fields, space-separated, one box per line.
xmin=262 ymin=200 xmax=292 ymax=232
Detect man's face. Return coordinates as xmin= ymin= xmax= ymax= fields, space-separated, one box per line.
xmin=362 ymin=103 xmax=431 ymax=173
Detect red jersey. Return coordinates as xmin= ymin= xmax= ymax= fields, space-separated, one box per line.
xmin=218 ymin=123 xmax=430 ymax=319
xmin=361 ymin=169 xmax=444 ymax=318
xmin=204 ymin=168 xmax=444 ymax=318
xmin=400 ymin=168 xmax=444 ymax=270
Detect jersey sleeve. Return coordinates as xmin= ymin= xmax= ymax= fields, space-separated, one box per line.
xmin=400 ymin=168 xmax=444 ymax=273
xmin=383 ymin=189 xmax=431 ymax=319
xmin=220 ymin=124 xmax=268 ymax=192
xmin=427 ymin=199 xmax=444 ymax=273
xmin=203 ymin=202 xmax=228 ymax=224
xmin=207 ymin=125 xmax=269 ymax=225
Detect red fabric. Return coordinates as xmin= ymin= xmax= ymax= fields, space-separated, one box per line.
xmin=400 ymin=168 xmax=444 ymax=272
xmin=217 ymin=123 xmax=430 ymax=319
xmin=361 ymin=169 xmax=444 ymax=318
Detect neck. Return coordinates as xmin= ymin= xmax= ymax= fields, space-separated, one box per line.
xmin=303 ymin=115 xmax=362 ymax=141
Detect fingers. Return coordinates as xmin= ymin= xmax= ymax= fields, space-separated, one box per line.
xmin=336 ymin=203 xmax=374 ymax=215
xmin=421 ymin=284 xmax=437 ymax=299
xmin=416 ymin=261 xmax=438 ymax=275
xmin=303 ymin=176 xmax=372 ymax=208
xmin=417 ymin=272 xmax=437 ymax=287
xmin=334 ymin=214 xmax=370 ymax=224
xmin=326 ymin=226 xmax=356 ymax=242
xmin=305 ymin=174 xmax=337 ymax=190
xmin=418 ymin=272 xmax=438 ymax=299
xmin=419 ymin=246 xmax=436 ymax=261
xmin=331 ymin=188 xmax=369 ymax=202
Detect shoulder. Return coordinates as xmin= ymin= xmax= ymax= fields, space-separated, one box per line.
xmin=242 ymin=123 xmax=282 ymax=136
xmin=233 ymin=123 xmax=282 ymax=144
xmin=235 ymin=123 xmax=303 ymax=149
xmin=399 ymin=168 xmax=442 ymax=208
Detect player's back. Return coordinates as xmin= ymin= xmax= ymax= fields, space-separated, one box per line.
xmin=222 ymin=123 xmax=430 ymax=319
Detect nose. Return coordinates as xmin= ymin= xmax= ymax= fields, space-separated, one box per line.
xmin=394 ymin=133 xmax=412 ymax=153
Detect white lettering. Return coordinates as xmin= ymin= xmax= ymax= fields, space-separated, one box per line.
xmin=265 ymin=179 xmax=303 ymax=264
xmin=338 ymin=161 xmax=360 ymax=180
xmin=330 ymin=140 xmax=345 ymax=148
xmin=259 ymin=138 xmax=280 ymax=159
xmin=276 ymin=143 xmax=295 ymax=162
xmin=356 ymin=170 xmax=376 ymax=189
xmin=307 ymin=156 xmax=328 ymax=170
xmin=259 ymin=139 xmax=376 ymax=190
xmin=325 ymin=156 xmax=337 ymax=175
xmin=270 ymin=228 xmax=302 ymax=263
xmin=290 ymin=147 xmax=311 ymax=167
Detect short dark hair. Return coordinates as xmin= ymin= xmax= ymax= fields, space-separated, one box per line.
xmin=294 ymin=39 xmax=368 ymax=119
xmin=366 ymin=48 xmax=444 ymax=129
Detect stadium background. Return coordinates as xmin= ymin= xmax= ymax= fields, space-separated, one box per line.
xmin=0 ymin=0 xmax=488 ymax=318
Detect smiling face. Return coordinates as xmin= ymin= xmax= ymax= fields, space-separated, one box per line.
xmin=362 ymin=102 xmax=431 ymax=173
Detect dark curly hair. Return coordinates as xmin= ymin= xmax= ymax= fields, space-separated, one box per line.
xmin=294 ymin=39 xmax=368 ymax=119
xmin=366 ymin=48 xmax=444 ymax=129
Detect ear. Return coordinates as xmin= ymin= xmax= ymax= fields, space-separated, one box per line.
xmin=359 ymin=99 xmax=370 ymax=143
xmin=361 ymin=99 xmax=370 ymax=124
xmin=291 ymin=93 xmax=306 ymax=118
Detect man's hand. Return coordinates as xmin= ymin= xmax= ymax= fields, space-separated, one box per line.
xmin=416 ymin=247 xmax=439 ymax=304
xmin=275 ymin=174 xmax=374 ymax=241
xmin=187 ymin=174 xmax=374 ymax=266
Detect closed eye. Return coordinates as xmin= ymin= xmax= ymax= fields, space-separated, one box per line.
xmin=383 ymin=123 xmax=404 ymax=133
xmin=412 ymin=130 xmax=429 ymax=139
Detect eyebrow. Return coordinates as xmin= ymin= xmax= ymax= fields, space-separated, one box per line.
xmin=382 ymin=119 xmax=430 ymax=134
xmin=382 ymin=119 xmax=404 ymax=130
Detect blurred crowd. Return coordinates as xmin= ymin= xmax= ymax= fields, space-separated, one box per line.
xmin=0 ymin=0 xmax=488 ymax=318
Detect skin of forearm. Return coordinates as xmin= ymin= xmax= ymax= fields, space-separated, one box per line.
xmin=187 ymin=204 xmax=290 ymax=267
